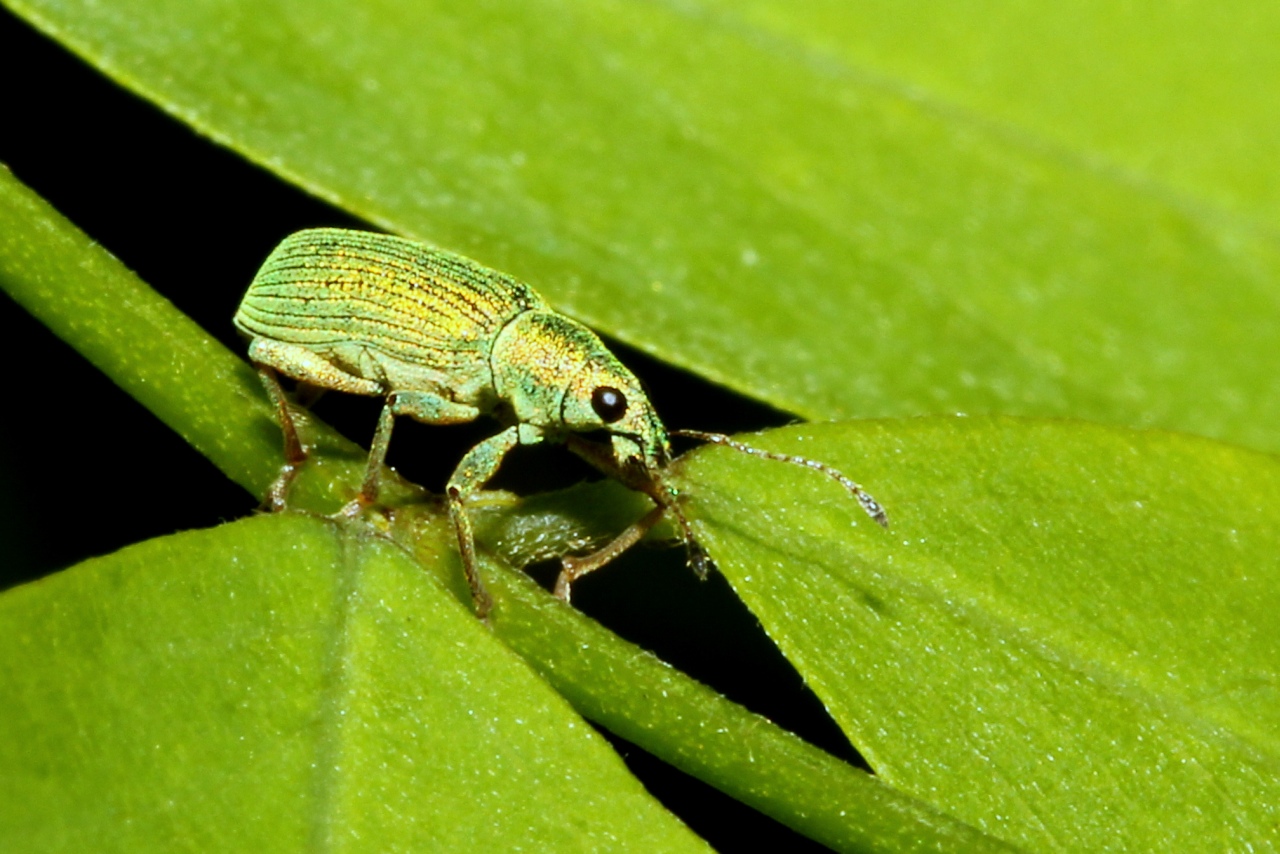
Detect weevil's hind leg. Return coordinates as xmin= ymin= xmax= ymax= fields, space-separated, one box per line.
xmin=256 ymin=365 xmax=307 ymax=512
xmin=445 ymin=426 xmax=523 ymax=618
xmin=249 ymin=338 xmax=386 ymax=512
xmin=555 ymin=504 xmax=669 ymax=602
xmin=292 ymin=382 xmax=327 ymax=409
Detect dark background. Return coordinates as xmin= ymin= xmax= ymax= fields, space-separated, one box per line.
xmin=0 ymin=8 xmax=865 ymax=849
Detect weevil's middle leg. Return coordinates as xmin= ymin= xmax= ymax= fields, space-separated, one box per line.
xmin=335 ymin=400 xmax=399 ymax=520
xmin=340 ymin=390 xmax=482 ymax=515
xmin=249 ymin=338 xmax=384 ymax=511
xmin=445 ymin=426 xmax=523 ymax=618
xmin=256 ymin=365 xmax=307 ymax=512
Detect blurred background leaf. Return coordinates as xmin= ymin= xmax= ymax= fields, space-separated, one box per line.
xmin=6 ymin=0 xmax=1279 ymax=448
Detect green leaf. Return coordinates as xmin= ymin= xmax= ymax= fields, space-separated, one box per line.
xmin=6 ymin=5 xmax=1280 ymax=848
xmin=479 ymin=533 xmax=1011 ymax=854
xmin=675 ymin=417 xmax=1280 ymax=850
xmin=7 ymin=0 xmax=1280 ymax=450
xmin=717 ymin=1 xmax=1280 ymax=226
xmin=0 ymin=512 xmax=710 ymax=851
xmin=0 ymin=167 xmax=1006 ymax=852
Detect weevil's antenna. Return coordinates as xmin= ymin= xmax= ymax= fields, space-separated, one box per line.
xmin=672 ymin=430 xmax=889 ymax=527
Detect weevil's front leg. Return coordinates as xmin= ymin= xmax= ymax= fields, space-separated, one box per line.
xmin=554 ymin=504 xmax=668 ymax=602
xmin=554 ymin=492 xmax=711 ymax=602
xmin=446 ymin=426 xmax=526 ymax=617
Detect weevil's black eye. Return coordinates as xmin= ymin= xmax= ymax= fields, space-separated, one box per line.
xmin=591 ymin=386 xmax=628 ymax=423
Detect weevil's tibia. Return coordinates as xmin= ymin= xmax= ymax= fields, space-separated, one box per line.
xmin=256 ymin=365 xmax=308 ymax=512
xmin=357 ymin=401 xmax=399 ymax=507
xmin=672 ymin=430 xmax=889 ymax=527
xmin=447 ymin=486 xmax=495 ymax=619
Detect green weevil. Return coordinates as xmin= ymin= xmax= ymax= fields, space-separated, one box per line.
xmin=234 ymin=228 xmax=886 ymax=617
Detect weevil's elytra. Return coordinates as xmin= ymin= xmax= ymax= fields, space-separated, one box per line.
xmin=235 ymin=228 xmax=886 ymax=617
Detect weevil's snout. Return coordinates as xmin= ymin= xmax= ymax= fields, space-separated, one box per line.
xmin=609 ymin=417 xmax=668 ymax=477
xmin=594 ymin=386 xmax=670 ymax=479
xmin=561 ymin=364 xmax=672 ymax=491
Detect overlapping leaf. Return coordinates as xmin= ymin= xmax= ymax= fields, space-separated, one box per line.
xmin=0 ymin=513 xmax=710 ymax=852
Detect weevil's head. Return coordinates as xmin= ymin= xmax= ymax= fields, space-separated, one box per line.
xmin=559 ymin=351 xmax=672 ymax=495
xmin=492 ymin=311 xmax=672 ymax=494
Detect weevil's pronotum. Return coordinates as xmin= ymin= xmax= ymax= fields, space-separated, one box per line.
xmin=234 ymin=228 xmax=886 ymax=616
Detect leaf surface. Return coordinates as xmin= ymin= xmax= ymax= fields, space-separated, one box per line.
xmin=675 ymin=417 xmax=1280 ymax=850
xmin=7 ymin=0 xmax=1280 ymax=450
xmin=0 ymin=513 xmax=710 ymax=852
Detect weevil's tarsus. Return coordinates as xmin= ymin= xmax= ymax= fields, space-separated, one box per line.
xmin=672 ymin=429 xmax=889 ymax=528
xmin=664 ymin=496 xmax=712 ymax=579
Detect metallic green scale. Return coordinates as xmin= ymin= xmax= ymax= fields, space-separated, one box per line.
xmin=235 ymin=228 xmax=886 ymax=618
xmin=235 ymin=229 xmax=544 ymax=401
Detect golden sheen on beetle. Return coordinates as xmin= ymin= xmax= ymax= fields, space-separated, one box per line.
xmin=234 ymin=228 xmax=886 ymax=617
